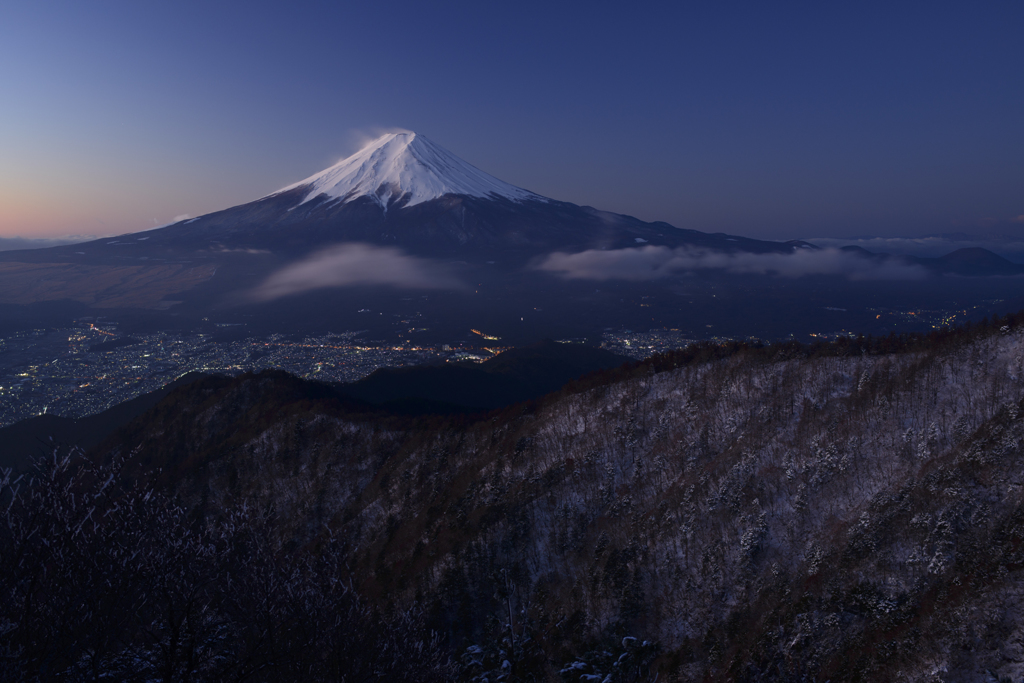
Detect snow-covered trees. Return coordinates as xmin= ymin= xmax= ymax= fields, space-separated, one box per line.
xmin=0 ymin=450 xmax=454 ymax=682
xmin=9 ymin=317 xmax=1024 ymax=680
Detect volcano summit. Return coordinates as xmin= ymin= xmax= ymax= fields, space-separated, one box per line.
xmin=273 ymin=132 xmax=548 ymax=210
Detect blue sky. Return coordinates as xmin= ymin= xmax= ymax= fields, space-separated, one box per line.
xmin=1 ymin=0 xmax=1021 ymax=241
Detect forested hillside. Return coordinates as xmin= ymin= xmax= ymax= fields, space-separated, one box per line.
xmin=5 ymin=318 xmax=1024 ymax=681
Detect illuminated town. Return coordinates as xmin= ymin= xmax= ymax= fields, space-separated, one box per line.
xmin=0 ymin=301 xmax=994 ymax=428
xmin=0 ymin=322 xmax=513 ymax=427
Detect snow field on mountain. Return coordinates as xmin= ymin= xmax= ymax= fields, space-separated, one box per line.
xmin=273 ymin=132 xmax=548 ymax=209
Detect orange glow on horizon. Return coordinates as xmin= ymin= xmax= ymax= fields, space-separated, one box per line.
xmin=0 ymin=185 xmax=104 ymax=238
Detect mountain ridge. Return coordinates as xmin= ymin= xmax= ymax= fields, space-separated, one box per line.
xmin=11 ymin=311 xmax=1021 ymax=681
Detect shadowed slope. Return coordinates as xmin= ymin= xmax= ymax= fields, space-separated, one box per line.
xmin=337 ymin=340 xmax=630 ymax=412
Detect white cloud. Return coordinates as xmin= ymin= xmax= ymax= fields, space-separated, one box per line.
xmin=248 ymin=243 xmax=464 ymax=301
xmin=347 ymin=126 xmax=414 ymax=155
xmin=534 ymin=246 xmax=927 ymax=281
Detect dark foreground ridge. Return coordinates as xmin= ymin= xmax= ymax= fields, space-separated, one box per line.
xmin=0 ymin=371 xmax=208 ymax=471
xmin=4 ymin=314 xmax=1024 ymax=680
xmin=0 ymin=341 xmax=629 ymax=469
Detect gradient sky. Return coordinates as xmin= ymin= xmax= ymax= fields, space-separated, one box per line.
xmin=1 ymin=1 xmax=1022 ymax=241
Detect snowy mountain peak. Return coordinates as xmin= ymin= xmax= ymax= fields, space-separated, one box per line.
xmin=273 ymin=132 xmax=548 ymax=209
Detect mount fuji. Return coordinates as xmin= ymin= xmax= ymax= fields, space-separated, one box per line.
xmin=9 ymin=132 xmax=801 ymax=263
xmin=2 ymin=132 xmax=1018 ymax=343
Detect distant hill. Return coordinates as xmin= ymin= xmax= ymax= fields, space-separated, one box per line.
xmin=926 ymin=247 xmax=1024 ymax=276
xmin=840 ymin=244 xmax=1024 ymax=276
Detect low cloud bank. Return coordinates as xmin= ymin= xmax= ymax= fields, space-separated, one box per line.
xmin=249 ymin=243 xmax=464 ymax=301
xmin=535 ymin=246 xmax=927 ymax=281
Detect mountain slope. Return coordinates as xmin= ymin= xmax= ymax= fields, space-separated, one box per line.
xmin=54 ymin=314 xmax=1024 ymax=681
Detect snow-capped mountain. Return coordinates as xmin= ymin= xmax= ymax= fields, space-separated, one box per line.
xmin=271 ymin=133 xmax=548 ymax=211
xmin=7 ymin=131 xmax=804 ymax=260
xmin=12 ymin=132 xmax=1013 ymax=282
